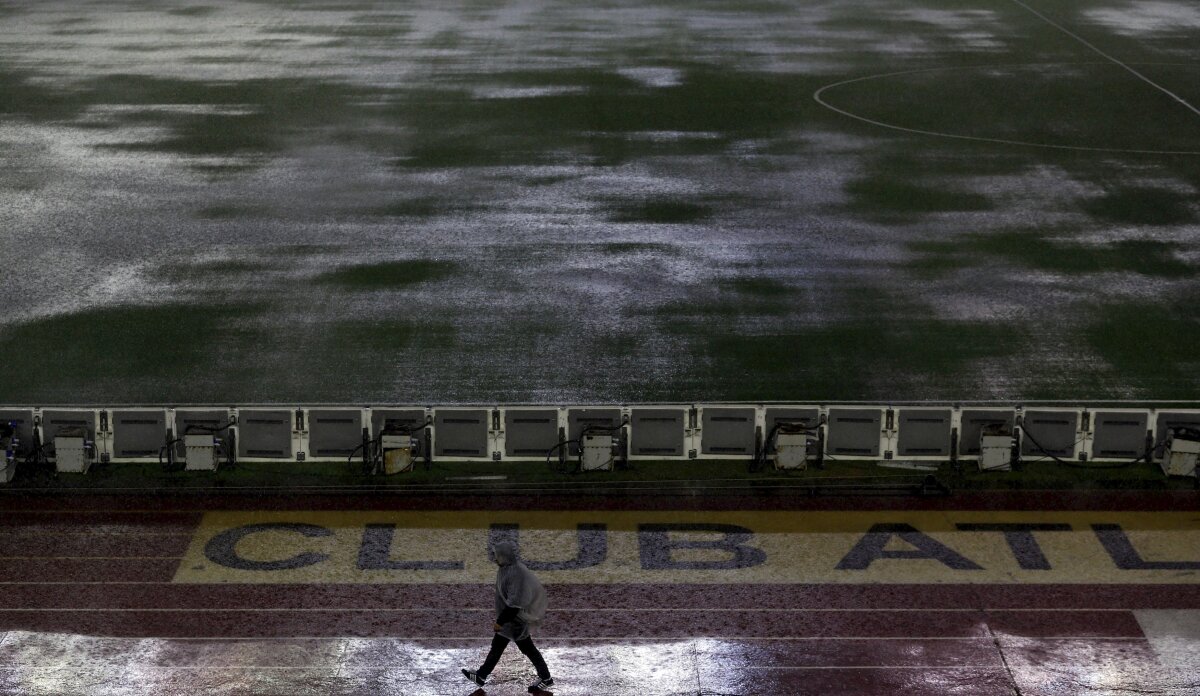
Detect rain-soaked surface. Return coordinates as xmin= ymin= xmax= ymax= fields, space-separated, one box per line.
xmin=2 ymin=0 xmax=1199 ymax=403
xmin=2 ymin=492 xmax=1200 ymax=695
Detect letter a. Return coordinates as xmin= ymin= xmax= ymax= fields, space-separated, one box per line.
xmin=837 ymin=523 xmax=982 ymax=570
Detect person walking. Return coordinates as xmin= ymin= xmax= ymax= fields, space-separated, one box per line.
xmin=462 ymin=541 xmax=554 ymax=692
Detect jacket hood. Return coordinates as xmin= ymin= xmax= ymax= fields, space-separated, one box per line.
xmin=492 ymin=540 xmax=518 ymax=566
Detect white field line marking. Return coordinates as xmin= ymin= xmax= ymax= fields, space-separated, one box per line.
xmin=4 ymin=495 xmax=1195 ymax=513
xmin=1005 ymin=0 xmax=1200 ymax=119
xmin=751 ymin=666 xmax=1003 ymax=670
xmin=6 ymin=473 xmax=1200 ymax=493
xmin=0 ymin=578 xmax=1189 ymax=598
xmin=0 ymin=607 xmax=1137 ymax=612
xmin=0 ymin=533 xmax=193 ymax=537
xmin=0 ymin=478 xmax=1102 ymax=493
xmin=812 ymin=63 xmax=1200 ymax=156
xmin=0 ymin=635 xmax=1147 ymax=642
xmin=0 ymin=665 xmax=1007 ymax=671
xmin=0 ymin=557 xmax=184 ymax=560
xmin=8 ymin=400 xmax=1193 ymax=406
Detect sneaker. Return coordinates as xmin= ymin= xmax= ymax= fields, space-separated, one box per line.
xmin=528 ymin=677 xmax=554 ymax=692
xmin=462 ymin=669 xmax=485 ymax=686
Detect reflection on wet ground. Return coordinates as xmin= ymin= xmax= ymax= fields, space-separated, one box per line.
xmin=7 ymin=632 xmax=1196 ymax=696
xmin=2 ymin=0 xmax=1199 ymax=403
xmin=2 ymin=492 xmax=1200 ymax=694
xmin=3 ymin=580 xmax=1200 ymax=694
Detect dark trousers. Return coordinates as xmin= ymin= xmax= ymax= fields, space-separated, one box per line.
xmin=477 ymin=633 xmax=551 ymax=680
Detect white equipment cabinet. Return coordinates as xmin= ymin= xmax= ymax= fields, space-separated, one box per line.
xmin=54 ymin=427 xmax=92 ymax=474
xmin=774 ymin=431 xmax=809 ymax=470
xmin=380 ymin=433 xmax=415 ymax=474
xmin=978 ymin=425 xmax=1013 ymax=471
xmin=581 ymin=434 xmax=614 ymax=471
xmin=1161 ymin=433 xmax=1199 ymax=477
xmin=184 ymin=434 xmax=219 ymax=471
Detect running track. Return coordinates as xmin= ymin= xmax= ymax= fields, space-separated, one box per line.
xmin=1 ymin=491 xmax=1198 ymax=695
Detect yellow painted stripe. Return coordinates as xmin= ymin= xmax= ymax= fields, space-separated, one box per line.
xmin=174 ymin=511 xmax=1200 ymax=585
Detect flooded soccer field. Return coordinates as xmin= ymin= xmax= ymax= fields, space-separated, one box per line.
xmin=2 ymin=0 xmax=1199 ymax=404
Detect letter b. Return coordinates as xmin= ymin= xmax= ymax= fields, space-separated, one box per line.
xmin=638 ymin=523 xmax=766 ymax=570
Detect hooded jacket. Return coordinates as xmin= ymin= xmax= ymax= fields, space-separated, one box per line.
xmin=492 ymin=541 xmax=548 ymax=637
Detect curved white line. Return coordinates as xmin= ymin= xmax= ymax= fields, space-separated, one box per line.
xmin=813 ymin=62 xmax=1200 ymax=156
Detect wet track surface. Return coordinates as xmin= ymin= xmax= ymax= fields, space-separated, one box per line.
xmin=1 ymin=492 xmax=1199 ymax=695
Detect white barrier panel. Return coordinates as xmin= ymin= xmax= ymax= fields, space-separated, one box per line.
xmin=1 ymin=403 xmax=1197 ymax=468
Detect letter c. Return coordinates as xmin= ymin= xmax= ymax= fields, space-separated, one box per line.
xmin=203 ymin=522 xmax=332 ymax=571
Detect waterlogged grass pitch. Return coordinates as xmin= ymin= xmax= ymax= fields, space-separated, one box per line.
xmin=1 ymin=0 xmax=1199 ymax=403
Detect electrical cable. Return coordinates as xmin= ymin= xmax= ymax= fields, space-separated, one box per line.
xmin=0 ymin=424 xmax=15 ymax=479
xmin=1168 ymin=426 xmax=1200 ymax=442
xmin=1020 ymin=428 xmax=1144 ymax=470
xmin=580 ymin=424 xmax=626 ymax=436
xmin=158 ymin=438 xmax=184 ymax=471
xmin=218 ymin=436 xmax=236 ymax=470
xmin=24 ymin=443 xmax=50 ymax=471
xmin=349 ymin=434 xmax=395 ymax=475
xmin=1015 ymin=433 xmax=1087 ymax=465
xmin=546 ymin=439 xmax=583 ymax=475
xmin=184 ymin=420 xmax=236 ymax=435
